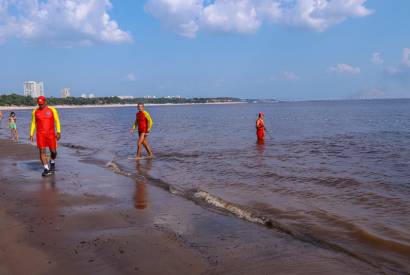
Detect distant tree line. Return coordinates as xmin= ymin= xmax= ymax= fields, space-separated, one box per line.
xmin=0 ymin=94 xmax=241 ymax=106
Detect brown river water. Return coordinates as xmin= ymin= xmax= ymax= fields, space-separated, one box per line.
xmin=2 ymin=99 xmax=409 ymax=273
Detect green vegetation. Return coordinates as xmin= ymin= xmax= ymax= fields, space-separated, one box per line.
xmin=0 ymin=94 xmax=241 ymax=106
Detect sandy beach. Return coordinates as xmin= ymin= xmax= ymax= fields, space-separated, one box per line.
xmin=0 ymin=138 xmax=383 ymax=275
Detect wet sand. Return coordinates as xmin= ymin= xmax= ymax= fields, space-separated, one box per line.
xmin=0 ymin=139 xmax=382 ymax=274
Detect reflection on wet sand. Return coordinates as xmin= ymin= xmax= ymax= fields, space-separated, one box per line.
xmin=34 ymin=177 xmax=59 ymax=222
xmin=134 ymin=159 xmax=152 ymax=210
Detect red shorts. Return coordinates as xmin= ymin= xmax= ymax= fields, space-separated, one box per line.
xmin=257 ymin=129 xmax=265 ymax=140
xmin=37 ymin=134 xmax=57 ymax=150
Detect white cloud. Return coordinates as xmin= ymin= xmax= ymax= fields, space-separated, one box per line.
xmin=0 ymin=0 xmax=132 ymax=46
xmin=328 ymin=64 xmax=361 ymax=74
xmin=402 ymin=48 xmax=410 ymax=68
xmin=371 ymin=52 xmax=383 ymax=65
xmin=145 ymin=0 xmax=202 ymax=38
xmin=200 ymin=0 xmax=261 ymax=33
xmin=384 ymin=48 xmax=410 ymax=76
xmin=126 ymin=73 xmax=137 ymax=81
xmin=145 ymin=0 xmax=372 ymax=37
xmin=278 ymin=71 xmax=300 ymax=81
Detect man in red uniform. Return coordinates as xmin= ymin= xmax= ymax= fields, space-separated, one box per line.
xmin=130 ymin=103 xmax=153 ymax=160
xmin=256 ymin=112 xmax=265 ymax=142
xmin=30 ymin=96 xmax=61 ymax=177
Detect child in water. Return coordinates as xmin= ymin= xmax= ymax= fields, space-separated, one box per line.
xmin=8 ymin=112 xmax=19 ymax=141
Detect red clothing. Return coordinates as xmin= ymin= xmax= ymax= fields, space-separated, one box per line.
xmin=136 ymin=111 xmax=152 ymax=133
xmin=256 ymin=118 xmax=265 ymax=140
xmin=34 ymin=106 xmax=57 ymax=135
xmin=137 ymin=111 xmax=148 ymax=133
xmin=257 ymin=128 xmax=265 ymax=140
xmin=37 ymin=134 xmax=57 ymax=150
xmin=31 ymin=106 xmax=60 ymax=150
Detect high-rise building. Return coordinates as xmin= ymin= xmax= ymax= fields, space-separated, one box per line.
xmin=24 ymin=81 xmax=44 ymax=97
xmin=61 ymin=88 xmax=71 ymax=98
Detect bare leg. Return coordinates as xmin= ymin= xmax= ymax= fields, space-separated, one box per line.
xmin=142 ymin=136 xmax=153 ymax=157
xmin=14 ymin=129 xmax=19 ymax=142
xmin=50 ymin=149 xmax=57 ymax=161
xmin=39 ymin=148 xmax=48 ymax=166
xmin=136 ymin=133 xmax=145 ymax=159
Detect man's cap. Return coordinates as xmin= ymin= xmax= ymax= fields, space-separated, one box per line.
xmin=37 ymin=96 xmax=46 ymax=105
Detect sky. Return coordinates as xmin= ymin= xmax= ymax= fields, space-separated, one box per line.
xmin=0 ymin=0 xmax=409 ymax=100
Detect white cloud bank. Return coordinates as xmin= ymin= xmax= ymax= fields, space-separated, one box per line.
xmin=145 ymin=0 xmax=372 ymax=37
xmin=0 ymin=0 xmax=131 ymax=46
xmin=328 ymin=63 xmax=361 ymax=74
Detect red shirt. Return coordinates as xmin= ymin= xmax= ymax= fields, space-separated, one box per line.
xmin=137 ymin=111 xmax=148 ymax=133
xmin=32 ymin=106 xmax=59 ymax=135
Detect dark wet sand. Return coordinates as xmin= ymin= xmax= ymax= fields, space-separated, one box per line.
xmin=0 ymin=139 xmax=381 ymax=274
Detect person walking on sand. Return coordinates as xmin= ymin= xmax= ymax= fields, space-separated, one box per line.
xmin=30 ymin=96 xmax=61 ymax=177
xmin=130 ymin=103 xmax=153 ymax=160
xmin=256 ymin=112 xmax=266 ymax=142
xmin=8 ymin=112 xmax=19 ymax=141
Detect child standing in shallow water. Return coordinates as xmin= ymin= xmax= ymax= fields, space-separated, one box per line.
xmin=8 ymin=112 xmax=19 ymax=141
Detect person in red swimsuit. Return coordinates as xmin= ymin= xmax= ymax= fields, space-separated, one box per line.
xmin=130 ymin=103 xmax=153 ymax=160
xmin=256 ymin=112 xmax=265 ymax=142
xmin=30 ymin=96 xmax=61 ymax=177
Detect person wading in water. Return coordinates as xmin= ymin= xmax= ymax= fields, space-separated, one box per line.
xmin=130 ymin=103 xmax=154 ymax=160
xmin=256 ymin=112 xmax=266 ymax=143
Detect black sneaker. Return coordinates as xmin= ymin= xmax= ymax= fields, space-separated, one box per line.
xmin=50 ymin=162 xmax=55 ymax=172
xmin=42 ymin=169 xmax=52 ymax=177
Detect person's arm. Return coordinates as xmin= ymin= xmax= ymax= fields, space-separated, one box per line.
xmin=131 ymin=114 xmax=138 ymax=134
xmin=256 ymin=119 xmax=261 ymax=129
xmin=144 ymin=111 xmax=153 ymax=132
xmin=49 ymin=107 xmax=61 ymax=140
xmin=30 ymin=109 xmax=36 ymax=141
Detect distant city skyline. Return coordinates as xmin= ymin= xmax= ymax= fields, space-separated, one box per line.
xmin=1 ymin=1 xmax=410 ymax=100
xmin=24 ymin=81 xmax=44 ymax=98
xmin=61 ymin=88 xmax=71 ymax=98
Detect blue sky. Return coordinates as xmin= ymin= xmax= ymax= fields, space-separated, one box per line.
xmin=0 ymin=0 xmax=409 ymax=100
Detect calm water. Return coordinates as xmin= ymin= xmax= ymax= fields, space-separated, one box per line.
xmin=2 ymin=100 xmax=410 ymax=273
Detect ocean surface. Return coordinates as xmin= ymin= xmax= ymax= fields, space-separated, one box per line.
xmin=1 ymin=99 xmax=410 ymax=273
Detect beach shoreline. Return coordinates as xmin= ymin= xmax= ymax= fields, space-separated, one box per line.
xmin=0 ymin=101 xmax=246 ymax=111
xmin=0 ymin=138 xmax=381 ymax=274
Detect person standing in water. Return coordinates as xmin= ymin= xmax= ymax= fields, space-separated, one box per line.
xmin=130 ymin=103 xmax=153 ymax=160
xmin=8 ymin=112 xmax=19 ymax=141
xmin=30 ymin=96 xmax=61 ymax=177
xmin=256 ymin=112 xmax=265 ymax=142
xmin=0 ymin=110 xmax=3 ymax=127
